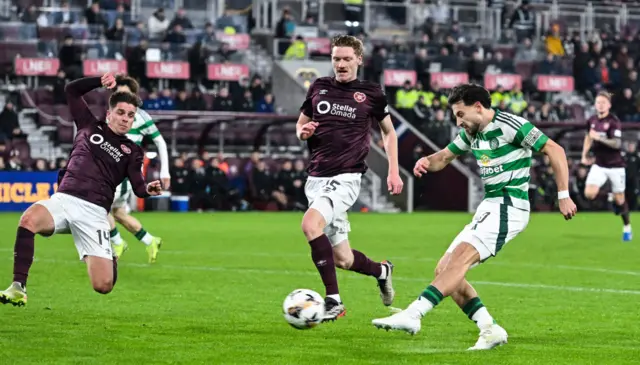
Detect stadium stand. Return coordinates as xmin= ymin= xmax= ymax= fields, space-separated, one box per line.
xmin=0 ymin=0 xmax=640 ymax=213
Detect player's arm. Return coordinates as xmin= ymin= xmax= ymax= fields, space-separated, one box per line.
xmin=64 ymin=76 xmax=103 ymax=128
xmin=512 ymin=121 xmax=577 ymax=219
xmin=296 ymin=112 xmax=317 ymax=140
xmin=414 ymin=131 xmax=468 ymax=176
xmin=590 ymin=123 xmax=622 ymax=149
xmin=378 ymin=116 xmax=399 ymax=175
xmin=127 ymin=149 xmax=152 ymax=198
xmin=581 ymin=133 xmax=592 ymax=163
xmin=140 ymin=112 xmax=171 ymax=187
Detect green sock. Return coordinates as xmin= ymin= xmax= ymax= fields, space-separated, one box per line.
xmin=462 ymin=297 xmax=495 ymax=327
xmin=110 ymin=228 xmax=123 ymax=245
xmin=420 ymin=285 xmax=444 ymax=306
xmin=134 ymin=228 xmax=154 ymax=245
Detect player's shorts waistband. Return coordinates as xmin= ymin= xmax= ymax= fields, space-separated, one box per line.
xmin=52 ymin=192 xmax=109 ymax=215
xmin=307 ymin=172 xmax=363 ymax=181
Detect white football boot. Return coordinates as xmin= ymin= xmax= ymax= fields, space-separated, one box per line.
xmin=372 ymin=308 xmax=421 ymax=335
xmin=468 ymin=323 xmax=508 ymax=350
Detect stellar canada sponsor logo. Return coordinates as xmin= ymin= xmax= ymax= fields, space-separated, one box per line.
xmin=89 ymin=134 xmax=124 ymax=162
xmin=316 ymin=101 xmax=357 ymax=119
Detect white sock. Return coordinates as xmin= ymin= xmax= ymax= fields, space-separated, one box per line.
xmin=471 ymin=307 xmax=494 ymax=329
xmin=624 ymin=224 xmax=632 ymax=233
xmin=327 ymin=294 xmax=341 ymax=303
xmin=111 ymin=231 xmax=123 ymax=245
xmin=135 ymin=229 xmax=154 ymax=245
xmin=378 ymin=264 xmax=388 ymax=280
xmin=407 ymin=296 xmax=433 ymax=318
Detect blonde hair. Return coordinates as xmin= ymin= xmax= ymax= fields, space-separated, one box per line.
xmin=330 ymin=35 xmax=364 ymax=57
xmin=596 ymin=91 xmax=613 ymax=101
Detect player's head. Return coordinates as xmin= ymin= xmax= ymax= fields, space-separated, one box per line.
xmin=448 ymin=84 xmax=492 ymax=135
xmin=114 ymin=75 xmax=140 ymax=94
xmin=595 ymin=91 xmax=612 ymax=117
xmin=330 ymin=35 xmax=363 ymax=83
xmin=107 ymin=91 xmax=141 ymax=135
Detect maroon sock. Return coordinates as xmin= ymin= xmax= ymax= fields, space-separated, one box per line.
xmin=619 ymin=202 xmax=631 ymax=225
xmin=309 ymin=234 xmax=339 ymax=296
xmin=13 ymin=227 xmax=35 ymax=286
xmin=112 ymin=257 xmax=118 ymax=287
xmin=350 ymin=250 xmax=382 ymax=277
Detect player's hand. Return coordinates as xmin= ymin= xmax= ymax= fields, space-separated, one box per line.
xmin=161 ymin=177 xmax=171 ymax=190
xmin=299 ymin=121 xmax=319 ymax=140
xmin=580 ymin=157 xmax=591 ymax=166
xmin=559 ymin=197 xmax=577 ymax=220
xmin=387 ymin=173 xmax=404 ymax=195
xmin=589 ymin=129 xmax=600 ymax=141
xmin=101 ymin=72 xmax=116 ymax=89
xmin=146 ymin=180 xmax=163 ymax=196
xmin=413 ymin=157 xmax=430 ymax=177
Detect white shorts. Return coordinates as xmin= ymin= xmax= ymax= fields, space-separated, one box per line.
xmin=305 ymin=173 xmax=362 ymax=246
xmin=586 ymin=164 xmax=626 ymax=193
xmin=112 ymin=179 xmax=132 ymax=212
xmin=446 ymin=200 xmax=530 ymax=262
xmin=36 ymin=192 xmax=113 ymax=261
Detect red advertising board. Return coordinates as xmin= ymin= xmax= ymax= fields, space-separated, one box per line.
xmin=305 ymin=37 xmax=331 ymax=54
xmin=14 ymin=58 xmax=59 ymax=76
xmin=146 ymin=61 xmax=190 ymax=79
xmin=484 ymin=73 xmax=522 ymax=90
xmin=215 ymin=33 xmax=250 ymax=50
xmin=430 ymin=72 xmax=469 ymax=88
xmin=83 ymin=59 xmax=127 ymax=76
xmin=383 ymin=70 xmax=417 ymax=87
xmin=536 ymin=75 xmax=574 ymax=92
xmin=207 ymin=63 xmax=250 ymax=81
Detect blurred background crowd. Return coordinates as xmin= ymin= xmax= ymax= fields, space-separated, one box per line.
xmin=0 ymin=0 xmax=639 ymax=212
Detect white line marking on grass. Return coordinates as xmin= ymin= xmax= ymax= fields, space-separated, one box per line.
xmin=26 ymin=257 xmax=640 ymax=296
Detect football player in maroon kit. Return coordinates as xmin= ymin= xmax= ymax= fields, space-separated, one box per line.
xmin=297 ymin=35 xmax=404 ymax=322
xmin=581 ymin=91 xmax=631 ymax=241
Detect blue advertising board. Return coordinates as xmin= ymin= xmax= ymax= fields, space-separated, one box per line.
xmin=0 ymin=172 xmax=59 ymax=212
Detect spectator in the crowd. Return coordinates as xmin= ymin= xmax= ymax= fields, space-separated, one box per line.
xmin=33 ymin=159 xmax=48 ymax=172
xmin=218 ymin=42 xmax=236 ymax=62
xmin=169 ymin=8 xmax=194 ymax=30
xmin=536 ymin=102 xmax=560 ymax=122
xmin=213 ymin=87 xmax=233 ymax=111
xmin=545 ymin=24 xmax=565 ymax=56
xmin=508 ymin=87 xmax=528 ymax=115
xmin=613 ymin=88 xmax=636 ymax=121
xmin=175 ymin=90 xmax=189 ymax=110
xmin=52 ymin=69 xmax=68 ymax=105
xmin=424 ymin=109 xmax=451 ymax=147
xmin=538 ymin=53 xmax=562 ymax=75
xmin=187 ymin=158 xmax=213 ymax=211
xmin=554 ymin=100 xmax=574 ymax=121
xmin=85 ymin=1 xmax=107 ymax=29
xmin=187 ymin=90 xmax=208 ymax=111
xmin=250 ymin=75 xmax=267 ymax=102
xmin=21 ymin=4 xmax=39 ymax=24
xmin=158 ymin=89 xmax=175 ymax=110
xmin=105 ymin=18 xmax=126 ymax=42
xmin=467 ymin=50 xmax=486 ymax=84
xmin=522 ymin=104 xmax=537 ymax=120
xmin=115 ymin=3 xmax=132 ymax=26
xmin=165 ymin=24 xmax=187 ymax=44
xmin=92 ymin=35 xmax=117 ymax=58
xmin=0 ymin=102 xmax=21 ymax=141
xmin=509 ymin=0 xmax=535 ymax=42
xmin=216 ymin=9 xmax=238 ymax=33
xmin=58 ymin=35 xmax=83 ymax=80
xmin=256 ymin=93 xmax=275 ymax=113
xmin=171 ymin=158 xmax=190 ymax=195
xmin=6 ymin=150 xmax=23 ymax=171
xmin=0 ymin=158 xmax=6 ymax=171
xmin=275 ymin=8 xmax=295 ymax=54
xmin=199 ymin=23 xmax=217 ymax=45
xmin=148 ymin=8 xmax=170 ymax=40
xmin=143 ymin=91 xmax=161 ymax=110
xmin=52 ymin=1 xmax=78 ymax=25
xmin=127 ymin=21 xmax=147 ymax=45
xmin=238 ymin=89 xmax=255 ymax=112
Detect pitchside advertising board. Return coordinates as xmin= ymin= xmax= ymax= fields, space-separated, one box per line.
xmin=0 ymin=172 xmax=58 ymax=212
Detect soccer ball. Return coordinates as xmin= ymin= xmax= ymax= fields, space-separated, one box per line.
xmin=282 ymin=289 xmax=325 ymax=330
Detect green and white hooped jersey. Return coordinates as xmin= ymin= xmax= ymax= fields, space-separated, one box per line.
xmin=447 ymin=110 xmax=549 ymax=211
xmin=126 ymin=109 xmax=161 ymax=146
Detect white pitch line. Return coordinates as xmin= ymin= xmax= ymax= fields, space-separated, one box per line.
xmin=2 ymin=247 xmax=640 ymax=277
xmin=26 ymin=257 xmax=640 ymax=296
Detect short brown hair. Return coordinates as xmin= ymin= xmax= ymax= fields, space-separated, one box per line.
xmin=115 ymin=75 xmax=140 ymax=94
xmin=109 ymin=91 xmax=141 ymax=109
xmin=331 ymin=35 xmax=364 ymax=57
xmin=597 ymin=90 xmax=613 ymax=101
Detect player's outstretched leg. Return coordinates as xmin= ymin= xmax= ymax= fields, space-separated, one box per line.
xmin=0 ymin=204 xmax=55 ymax=307
xmin=612 ymin=193 xmax=632 ymax=241
xmin=301 ymin=207 xmax=344 ymax=322
xmin=112 ymin=207 xmax=162 ymax=263
xmin=372 ymin=242 xmax=479 ymax=335
xmin=108 ymin=213 xmax=128 ymax=258
xmin=333 ymin=243 xmax=394 ymax=306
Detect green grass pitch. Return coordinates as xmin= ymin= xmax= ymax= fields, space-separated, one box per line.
xmin=0 ymin=212 xmax=638 ymax=364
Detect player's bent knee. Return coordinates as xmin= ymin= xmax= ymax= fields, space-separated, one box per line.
xmin=614 ymin=193 xmax=625 ymax=205
xmin=19 ymin=204 xmax=54 ymax=235
xmin=584 ymin=186 xmax=599 ymax=200
xmin=447 ymin=243 xmax=481 ymax=271
xmin=112 ymin=208 xmax=128 ymax=223
xmin=333 ymin=247 xmax=354 ymax=269
xmin=301 ymin=205 xmax=330 ymax=240
xmin=92 ymin=280 xmax=113 ymax=294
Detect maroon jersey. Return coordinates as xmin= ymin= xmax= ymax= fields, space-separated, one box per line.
xmin=56 ymin=77 xmax=149 ymax=212
xmin=300 ymin=77 xmax=389 ymax=177
xmin=587 ymin=113 xmax=625 ymax=168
